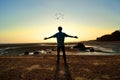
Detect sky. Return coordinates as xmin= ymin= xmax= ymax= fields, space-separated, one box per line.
xmin=0 ymin=0 xmax=120 ymax=43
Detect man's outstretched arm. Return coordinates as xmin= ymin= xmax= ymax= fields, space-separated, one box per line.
xmin=66 ymin=34 xmax=78 ymax=39
xmin=44 ymin=36 xmax=52 ymax=40
xmin=64 ymin=33 xmax=78 ymax=38
xmin=68 ymin=35 xmax=78 ymax=38
xmin=44 ymin=35 xmax=55 ymax=40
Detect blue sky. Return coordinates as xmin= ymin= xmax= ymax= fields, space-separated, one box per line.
xmin=0 ymin=0 xmax=120 ymax=43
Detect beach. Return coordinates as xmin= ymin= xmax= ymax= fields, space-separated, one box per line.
xmin=0 ymin=41 xmax=120 ymax=80
xmin=0 ymin=41 xmax=120 ymax=56
xmin=0 ymin=55 xmax=120 ymax=80
xmin=1 ymin=0 xmax=120 ymax=79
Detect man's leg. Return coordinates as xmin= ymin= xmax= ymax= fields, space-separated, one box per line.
xmin=57 ymin=46 xmax=60 ymax=63
xmin=62 ymin=46 xmax=66 ymax=63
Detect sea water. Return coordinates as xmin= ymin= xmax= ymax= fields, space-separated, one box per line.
xmin=76 ymin=45 xmax=120 ymax=55
xmin=0 ymin=44 xmax=120 ymax=55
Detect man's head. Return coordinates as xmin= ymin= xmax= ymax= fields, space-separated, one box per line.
xmin=58 ymin=26 xmax=62 ymax=32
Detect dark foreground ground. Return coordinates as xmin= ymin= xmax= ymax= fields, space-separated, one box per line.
xmin=0 ymin=55 xmax=120 ymax=80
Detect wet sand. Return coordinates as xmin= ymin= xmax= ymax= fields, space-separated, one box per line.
xmin=0 ymin=41 xmax=120 ymax=55
xmin=0 ymin=55 xmax=120 ymax=80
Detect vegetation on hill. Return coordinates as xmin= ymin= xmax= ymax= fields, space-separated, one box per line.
xmin=97 ymin=30 xmax=120 ymax=41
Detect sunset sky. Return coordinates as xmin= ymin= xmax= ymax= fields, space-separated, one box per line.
xmin=0 ymin=0 xmax=120 ymax=43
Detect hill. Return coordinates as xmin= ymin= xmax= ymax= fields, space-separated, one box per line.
xmin=97 ymin=30 xmax=120 ymax=41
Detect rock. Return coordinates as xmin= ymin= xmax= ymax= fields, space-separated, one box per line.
xmin=73 ymin=42 xmax=94 ymax=52
xmin=73 ymin=43 xmax=86 ymax=51
xmin=34 ymin=51 xmax=39 ymax=55
xmin=90 ymin=48 xmax=94 ymax=52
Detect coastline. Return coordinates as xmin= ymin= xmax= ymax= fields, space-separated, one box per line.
xmin=0 ymin=41 xmax=120 ymax=56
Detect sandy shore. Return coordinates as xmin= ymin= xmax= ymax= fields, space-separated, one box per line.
xmin=0 ymin=41 xmax=120 ymax=55
xmin=0 ymin=55 xmax=120 ymax=80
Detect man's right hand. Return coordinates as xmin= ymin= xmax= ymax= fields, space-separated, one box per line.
xmin=44 ymin=37 xmax=48 ymax=40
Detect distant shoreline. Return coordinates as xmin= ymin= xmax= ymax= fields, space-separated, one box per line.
xmin=0 ymin=40 xmax=120 ymax=50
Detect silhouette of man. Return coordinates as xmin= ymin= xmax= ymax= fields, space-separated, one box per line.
xmin=44 ymin=26 xmax=78 ymax=63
